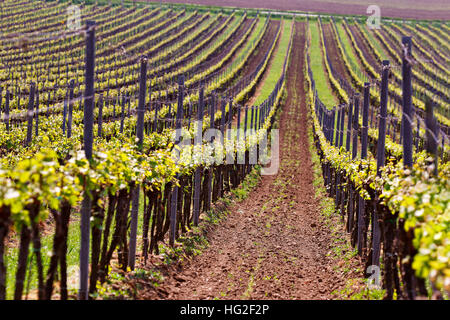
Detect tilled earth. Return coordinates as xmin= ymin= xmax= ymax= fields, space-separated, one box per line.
xmin=160 ymin=0 xmax=449 ymax=20
xmin=132 ymin=21 xmax=364 ymax=300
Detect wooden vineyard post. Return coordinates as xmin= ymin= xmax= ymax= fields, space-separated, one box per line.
xmin=225 ymin=98 xmax=233 ymax=192
xmin=325 ymin=106 xmax=330 ymax=143
xmin=335 ymin=107 xmax=341 ymax=148
xmin=361 ymin=83 xmax=370 ymax=159
xmin=352 ymin=94 xmax=359 ymax=160
xmin=169 ymin=75 xmax=184 ymax=247
xmin=327 ymin=109 xmax=336 ymax=189
xmin=218 ymin=99 xmax=226 ymax=196
xmin=243 ymin=106 xmax=248 ymax=176
xmin=147 ymin=81 xmax=152 ymax=113
xmin=187 ymin=99 xmax=193 ymax=131
xmin=136 ymin=58 xmax=147 ymax=146
xmin=376 ymin=61 xmax=390 ymax=176
xmin=320 ymin=103 xmax=324 ymax=131
xmin=319 ymin=103 xmax=324 ymax=132
xmin=415 ymin=120 xmax=420 ymax=150
xmin=35 ymin=90 xmax=39 ymax=137
xmin=324 ymin=107 xmax=329 ymax=186
xmin=153 ymin=101 xmax=159 ymax=133
xmin=17 ymin=87 xmax=20 ymax=110
xmin=113 ymin=95 xmax=117 ymax=119
xmin=120 ymin=93 xmax=126 ymax=133
xmin=79 ymin=20 xmax=96 ymax=301
xmin=346 ymin=100 xmax=353 ymax=152
xmin=357 ymin=83 xmax=370 ymax=255
xmin=250 ymin=105 xmax=255 ymax=136
xmin=343 ymin=100 xmax=353 ymax=232
xmin=207 ymin=93 xmax=215 ymax=208
xmin=63 ymin=92 xmax=67 ymax=135
xmin=317 ymin=102 xmax=321 ymax=127
xmin=249 ymin=105 xmax=256 ymax=174
xmin=67 ymin=80 xmax=74 ymax=138
xmin=328 ymin=109 xmax=333 ymax=143
xmin=339 ymin=104 xmax=345 ymax=148
xmin=334 ymin=107 xmax=342 ymax=205
xmin=331 ymin=107 xmax=336 ymax=146
xmin=193 ymin=87 xmax=204 ymax=226
xmin=331 ymin=108 xmax=337 ymax=197
xmin=372 ymin=60 xmax=390 ymax=268
xmin=25 ymin=82 xmax=35 ymax=146
xmin=402 ymin=36 xmax=413 ymax=168
xmin=329 ymin=109 xmax=333 ymax=144
xmin=4 ymin=90 xmax=9 ymax=132
xmin=98 ymin=94 xmax=103 ymax=137
xmin=127 ymin=92 xmax=131 ymax=117
xmin=236 ymin=104 xmax=242 ymax=186
xmin=425 ymin=98 xmax=438 ymax=175
xmin=261 ymin=101 xmax=265 ymax=130
xmin=128 ymin=57 xmax=147 ymax=271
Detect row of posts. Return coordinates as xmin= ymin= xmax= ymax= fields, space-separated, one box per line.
xmin=77 ymin=19 xmax=277 ymax=299
xmin=12 ymin=18 xmax=442 ymax=299
xmin=316 ymin=36 xmax=441 ymax=269
xmin=1 ymin=78 xmax=78 ymax=145
xmin=79 ymin=20 xmax=156 ymax=299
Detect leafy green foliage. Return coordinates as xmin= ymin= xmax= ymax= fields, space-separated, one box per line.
xmin=305 ymin=23 xmax=450 ymax=293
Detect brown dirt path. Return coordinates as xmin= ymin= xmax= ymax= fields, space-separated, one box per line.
xmin=134 ymin=21 xmax=362 ymax=300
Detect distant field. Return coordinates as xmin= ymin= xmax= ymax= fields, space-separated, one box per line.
xmin=158 ymin=0 xmax=450 ymax=20
xmin=1 ymin=0 xmax=449 ymax=302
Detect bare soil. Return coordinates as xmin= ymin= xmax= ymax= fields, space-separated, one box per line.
xmin=160 ymin=0 xmax=450 ymax=20
xmin=129 ymin=21 xmax=364 ymax=300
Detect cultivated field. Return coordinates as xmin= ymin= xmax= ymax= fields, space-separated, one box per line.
xmin=0 ymin=0 xmax=448 ymax=302
xmin=160 ymin=0 xmax=450 ymax=20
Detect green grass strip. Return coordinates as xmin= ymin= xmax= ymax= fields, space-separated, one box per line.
xmin=334 ymin=21 xmax=360 ymax=73
xmin=4 ymin=190 xmax=148 ymax=300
